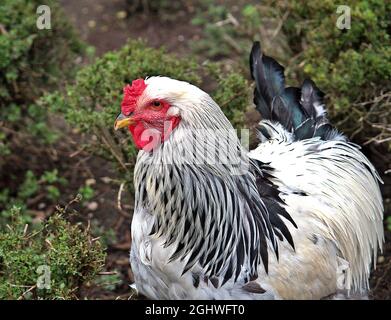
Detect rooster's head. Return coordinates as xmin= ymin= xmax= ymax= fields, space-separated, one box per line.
xmin=114 ymin=77 xmax=232 ymax=152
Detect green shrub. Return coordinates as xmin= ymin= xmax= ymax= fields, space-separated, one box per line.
xmin=192 ymin=0 xmax=390 ymax=148
xmin=190 ymin=2 xmax=284 ymax=65
xmin=0 ymin=206 xmax=105 ymax=299
xmin=269 ymin=0 xmax=391 ymax=148
xmin=191 ymin=2 xmax=251 ymax=62
xmin=0 ymin=169 xmax=68 ymax=227
xmin=0 ymin=0 xmax=88 ymax=226
xmin=42 ymin=40 xmax=249 ymax=181
xmin=0 ymin=0 xmax=87 ymax=159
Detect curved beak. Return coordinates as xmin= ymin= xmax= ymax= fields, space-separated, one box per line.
xmin=114 ymin=113 xmax=134 ymax=131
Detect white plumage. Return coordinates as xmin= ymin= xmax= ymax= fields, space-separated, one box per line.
xmin=249 ymin=121 xmax=384 ymax=294
xmin=121 ymin=42 xmax=384 ymax=300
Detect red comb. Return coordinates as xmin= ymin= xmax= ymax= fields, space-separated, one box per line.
xmin=121 ymin=79 xmax=147 ymax=115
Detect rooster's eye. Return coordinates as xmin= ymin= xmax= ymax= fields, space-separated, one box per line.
xmin=150 ymin=100 xmax=162 ymax=110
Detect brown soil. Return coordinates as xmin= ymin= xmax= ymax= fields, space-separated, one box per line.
xmin=58 ymin=0 xmax=390 ymax=300
xmin=60 ymin=0 xmax=202 ymax=57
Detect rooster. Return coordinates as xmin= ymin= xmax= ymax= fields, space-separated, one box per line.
xmin=114 ymin=42 xmax=384 ymax=299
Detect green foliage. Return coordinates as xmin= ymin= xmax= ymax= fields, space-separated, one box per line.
xmin=89 ymin=220 xmax=117 ymax=247
xmin=0 ymin=0 xmax=86 ymax=161
xmin=0 ymin=0 xmax=85 ymax=102
xmin=273 ymin=0 xmax=391 ymax=147
xmin=191 ymin=3 xmax=231 ymax=57
xmin=78 ymin=185 xmax=95 ymax=202
xmin=91 ymin=271 xmax=122 ymax=291
xmin=0 ymin=0 xmax=87 ymax=234
xmin=17 ymin=171 xmax=40 ymax=201
xmin=387 ymin=216 xmax=391 ymax=232
xmin=0 ymin=2 xmax=110 ymax=300
xmin=190 ymin=2 xmax=274 ymax=64
xmin=42 ymin=40 xmax=249 ymax=181
xmin=0 ymin=206 xmax=105 ymax=299
xmin=193 ymin=0 xmax=390 ymax=148
xmin=207 ymin=67 xmax=249 ymax=128
xmin=0 ymin=170 xmax=68 ymax=227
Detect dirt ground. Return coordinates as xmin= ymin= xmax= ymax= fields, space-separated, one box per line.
xmin=60 ymin=0 xmax=202 ymax=57
xmin=58 ymin=0 xmax=390 ymax=299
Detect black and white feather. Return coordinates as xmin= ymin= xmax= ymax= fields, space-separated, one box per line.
xmin=128 ymin=43 xmax=384 ymax=300
xmin=250 ymin=41 xmax=343 ymax=142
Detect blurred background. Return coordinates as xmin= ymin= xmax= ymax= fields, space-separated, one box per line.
xmin=0 ymin=0 xmax=390 ymax=299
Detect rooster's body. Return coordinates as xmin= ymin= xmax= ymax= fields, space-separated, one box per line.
xmin=117 ymin=42 xmax=384 ymax=299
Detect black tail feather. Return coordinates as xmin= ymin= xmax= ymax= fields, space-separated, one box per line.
xmin=300 ymin=78 xmax=325 ymax=119
xmin=250 ymin=42 xmax=285 ymax=120
xmin=250 ymin=41 xmax=341 ymax=141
